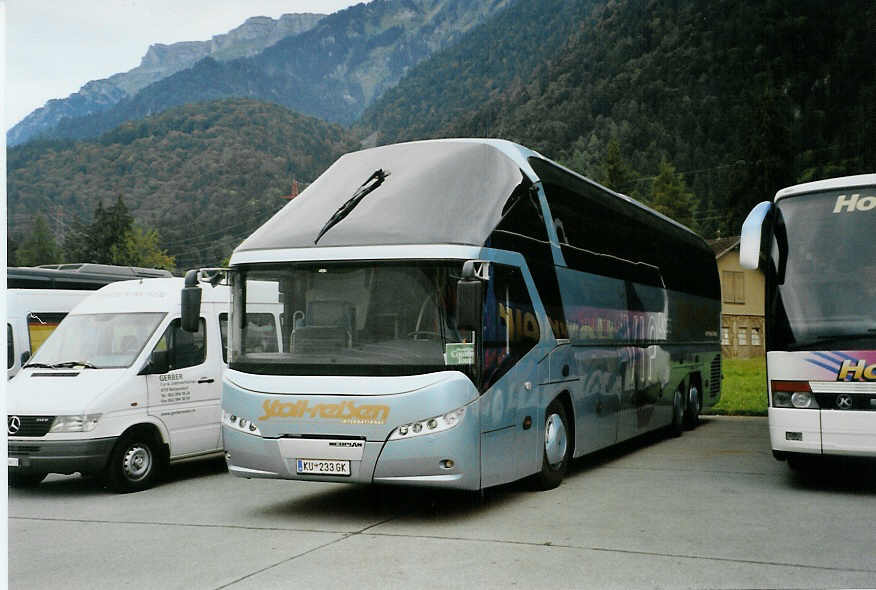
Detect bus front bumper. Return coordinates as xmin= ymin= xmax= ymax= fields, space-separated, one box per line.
xmin=770 ymin=408 xmax=876 ymax=457
xmin=222 ymin=412 xmax=480 ymax=490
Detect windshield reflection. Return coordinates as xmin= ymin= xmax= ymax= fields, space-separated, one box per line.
xmin=770 ymin=188 xmax=876 ymax=349
xmin=30 ymin=312 xmax=166 ymax=369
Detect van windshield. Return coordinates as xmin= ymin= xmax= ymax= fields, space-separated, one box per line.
xmin=29 ymin=312 xmax=166 ymax=369
xmin=230 ymin=262 xmax=477 ymax=379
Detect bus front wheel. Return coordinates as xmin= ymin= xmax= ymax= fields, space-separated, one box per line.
xmin=533 ymin=399 xmax=571 ymax=490
xmin=683 ymin=381 xmax=701 ymax=430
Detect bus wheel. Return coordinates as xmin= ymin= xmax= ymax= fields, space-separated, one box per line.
xmin=105 ymin=433 xmax=162 ymax=493
xmin=684 ymin=382 xmax=701 ymax=430
xmin=669 ymin=388 xmax=684 ymax=438
xmin=8 ymin=472 xmax=46 ymax=488
xmin=533 ymin=399 xmax=571 ymax=490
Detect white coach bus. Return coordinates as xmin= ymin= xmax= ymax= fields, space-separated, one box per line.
xmin=740 ymin=174 xmax=876 ymax=468
xmin=184 ymin=139 xmax=721 ymax=491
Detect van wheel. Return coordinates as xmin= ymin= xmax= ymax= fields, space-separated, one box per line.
xmin=8 ymin=472 xmax=46 ymax=488
xmin=684 ymin=382 xmax=701 ymax=430
xmin=105 ymin=434 xmax=162 ymax=493
xmin=669 ymin=388 xmax=684 ymax=438
xmin=532 ymin=399 xmax=571 ymax=490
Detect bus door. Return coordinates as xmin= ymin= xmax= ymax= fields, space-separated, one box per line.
xmin=479 ymin=265 xmax=541 ymax=486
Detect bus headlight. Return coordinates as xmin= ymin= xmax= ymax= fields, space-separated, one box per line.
xmin=389 ymin=407 xmax=466 ymax=440
xmin=50 ymin=414 xmax=102 ymax=433
xmin=223 ymin=411 xmax=262 ymax=436
xmin=771 ymin=381 xmax=819 ymax=409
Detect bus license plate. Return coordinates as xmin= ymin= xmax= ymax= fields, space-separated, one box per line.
xmin=8 ymin=458 xmax=19 ymax=467
xmin=296 ymin=459 xmax=350 ymax=476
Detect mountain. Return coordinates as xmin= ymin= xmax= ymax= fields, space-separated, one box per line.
xmin=7 ymin=13 xmax=325 ymax=146
xmin=18 ymin=0 xmax=513 ymax=144
xmin=7 ymin=99 xmax=361 ymax=270
xmin=362 ymin=0 xmax=876 ymax=237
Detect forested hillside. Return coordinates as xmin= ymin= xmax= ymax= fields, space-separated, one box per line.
xmin=7 ymin=99 xmax=361 ymax=270
xmin=364 ymin=0 xmax=876 ymax=236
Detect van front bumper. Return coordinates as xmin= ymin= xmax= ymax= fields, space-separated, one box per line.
xmin=8 ymin=437 xmax=117 ymax=475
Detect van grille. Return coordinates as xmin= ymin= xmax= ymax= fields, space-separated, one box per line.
xmin=7 ymin=416 xmax=55 ymax=437
xmin=710 ymin=355 xmax=722 ymax=396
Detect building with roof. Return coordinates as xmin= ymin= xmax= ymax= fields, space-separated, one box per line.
xmin=709 ymin=237 xmax=765 ymax=359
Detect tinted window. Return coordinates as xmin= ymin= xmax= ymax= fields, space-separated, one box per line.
xmin=27 ymin=312 xmax=68 ymax=355
xmin=482 ymin=265 xmax=539 ymax=389
xmin=219 ymin=313 xmax=229 ymax=363
xmin=152 ymin=318 xmax=206 ymax=370
xmin=7 ymin=324 xmax=14 ymax=369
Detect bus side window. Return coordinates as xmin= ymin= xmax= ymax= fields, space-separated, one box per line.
xmin=26 ymin=312 xmax=67 ymax=355
xmin=7 ymin=324 xmax=14 ymax=369
xmin=151 ymin=318 xmax=206 ymax=371
xmin=482 ymin=266 xmax=540 ymax=390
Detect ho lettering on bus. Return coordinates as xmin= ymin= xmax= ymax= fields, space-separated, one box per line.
xmin=259 ymin=399 xmax=390 ymax=424
xmin=837 ymin=359 xmax=876 ymax=381
xmin=833 ymin=194 xmax=876 ymax=214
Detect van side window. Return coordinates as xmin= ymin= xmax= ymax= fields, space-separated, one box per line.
xmin=482 ymin=265 xmax=540 ymax=389
xmin=7 ymin=324 xmax=14 ymax=369
xmin=219 ymin=313 xmax=229 ymax=363
xmin=152 ymin=318 xmax=206 ymax=370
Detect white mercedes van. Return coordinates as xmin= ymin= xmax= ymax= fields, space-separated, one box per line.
xmin=7 ymin=276 xmax=280 ymax=492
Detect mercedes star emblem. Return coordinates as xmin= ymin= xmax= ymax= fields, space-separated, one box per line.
xmin=836 ymin=394 xmax=853 ymax=410
xmin=8 ymin=415 xmax=21 ymax=435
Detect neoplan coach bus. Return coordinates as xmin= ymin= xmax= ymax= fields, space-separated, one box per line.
xmin=740 ymin=174 xmax=876 ymax=468
xmin=183 ymin=139 xmax=721 ymax=490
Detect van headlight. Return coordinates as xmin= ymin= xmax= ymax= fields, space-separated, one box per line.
xmin=223 ymin=410 xmax=262 ymax=435
xmin=389 ymin=407 xmax=466 ymax=440
xmin=50 ymin=414 xmax=102 ymax=433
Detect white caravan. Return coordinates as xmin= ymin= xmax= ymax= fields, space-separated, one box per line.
xmin=7 ymin=277 xmax=280 ymax=492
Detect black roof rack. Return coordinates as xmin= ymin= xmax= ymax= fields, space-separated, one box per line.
xmin=8 ymin=264 xmax=173 ymax=291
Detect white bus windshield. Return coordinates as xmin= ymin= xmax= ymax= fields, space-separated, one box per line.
xmin=28 ymin=312 xmax=166 ymax=369
xmin=231 ymin=262 xmax=476 ymax=378
xmin=770 ymin=188 xmax=876 ymax=349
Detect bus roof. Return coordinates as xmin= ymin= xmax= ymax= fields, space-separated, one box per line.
xmin=235 ymin=138 xmax=706 ymax=256
xmin=8 ymin=264 xmax=173 ymax=290
xmin=775 ymin=173 xmax=876 ymax=201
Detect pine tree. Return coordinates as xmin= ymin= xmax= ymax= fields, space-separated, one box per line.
xmin=649 ymin=159 xmax=696 ymax=229
xmin=16 ymin=214 xmax=60 ymax=266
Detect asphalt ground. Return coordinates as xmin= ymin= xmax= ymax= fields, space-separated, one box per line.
xmin=8 ymin=416 xmax=876 ymax=590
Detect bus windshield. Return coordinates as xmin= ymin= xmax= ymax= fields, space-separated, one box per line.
xmin=231 ymin=262 xmax=477 ymax=379
xmin=29 ymin=312 xmax=166 ymax=369
xmin=770 ymin=188 xmax=876 ymax=349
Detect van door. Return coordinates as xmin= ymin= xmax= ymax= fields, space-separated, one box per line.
xmin=145 ymin=316 xmax=221 ymax=457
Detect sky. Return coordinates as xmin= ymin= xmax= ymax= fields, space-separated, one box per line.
xmin=4 ymin=0 xmax=362 ymax=130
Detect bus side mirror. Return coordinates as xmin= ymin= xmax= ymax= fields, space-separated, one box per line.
xmin=739 ymin=201 xmax=773 ymax=270
xmin=181 ymin=269 xmax=202 ymax=333
xmin=456 ymin=279 xmax=483 ymax=332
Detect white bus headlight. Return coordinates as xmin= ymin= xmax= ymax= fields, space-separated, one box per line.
xmin=223 ymin=410 xmax=262 ymax=435
xmin=389 ymin=407 xmax=466 ymax=440
xmin=50 ymin=414 xmax=102 ymax=433
xmin=771 ymin=381 xmax=818 ymax=409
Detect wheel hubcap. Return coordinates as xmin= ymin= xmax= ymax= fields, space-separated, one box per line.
xmin=544 ymin=413 xmax=567 ymax=468
xmin=689 ymin=386 xmax=700 ymax=412
xmin=122 ymin=444 xmax=152 ymax=482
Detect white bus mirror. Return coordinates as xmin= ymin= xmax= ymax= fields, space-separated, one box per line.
xmin=739 ymin=201 xmax=773 ymax=270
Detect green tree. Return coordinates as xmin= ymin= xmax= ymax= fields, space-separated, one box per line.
xmin=598 ymin=138 xmax=640 ymax=199
xmin=110 ymin=226 xmax=175 ymax=270
xmin=649 ymin=159 xmax=696 ymax=229
xmin=16 ymin=214 xmax=60 ymax=266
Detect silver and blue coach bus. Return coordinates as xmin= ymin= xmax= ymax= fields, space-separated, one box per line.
xmin=184 ymin=139 xmax=721 ymax=490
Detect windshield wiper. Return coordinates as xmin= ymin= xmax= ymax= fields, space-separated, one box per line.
xmin=51 ymin=361 xmax=99 ymax=369
xmin=314 ymin=169 xmax=390 ymax=244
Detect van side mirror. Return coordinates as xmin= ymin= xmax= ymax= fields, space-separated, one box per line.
xmin=181 ymin=269 xmax=202 ymax=333
xmin=456 ymin=279 xmax=483 ymax=332
xmin=739 ymin=201 xmax=773 ymax=270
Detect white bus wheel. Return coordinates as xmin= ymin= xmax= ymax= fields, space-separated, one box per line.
xmin=533 ymin=399 xmax=571 ymax=490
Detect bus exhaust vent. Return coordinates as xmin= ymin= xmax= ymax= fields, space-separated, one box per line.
xmin=710 ymin=355 xmax=722 ymax=396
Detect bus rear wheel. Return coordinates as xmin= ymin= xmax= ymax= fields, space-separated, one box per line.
xmin=684 ymin=381 xmax=701 ymax=430
xmin=533 ymin=399 xmax=571 ymax=490
xmin=669 ymin=388 xmax=684 ymax=438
